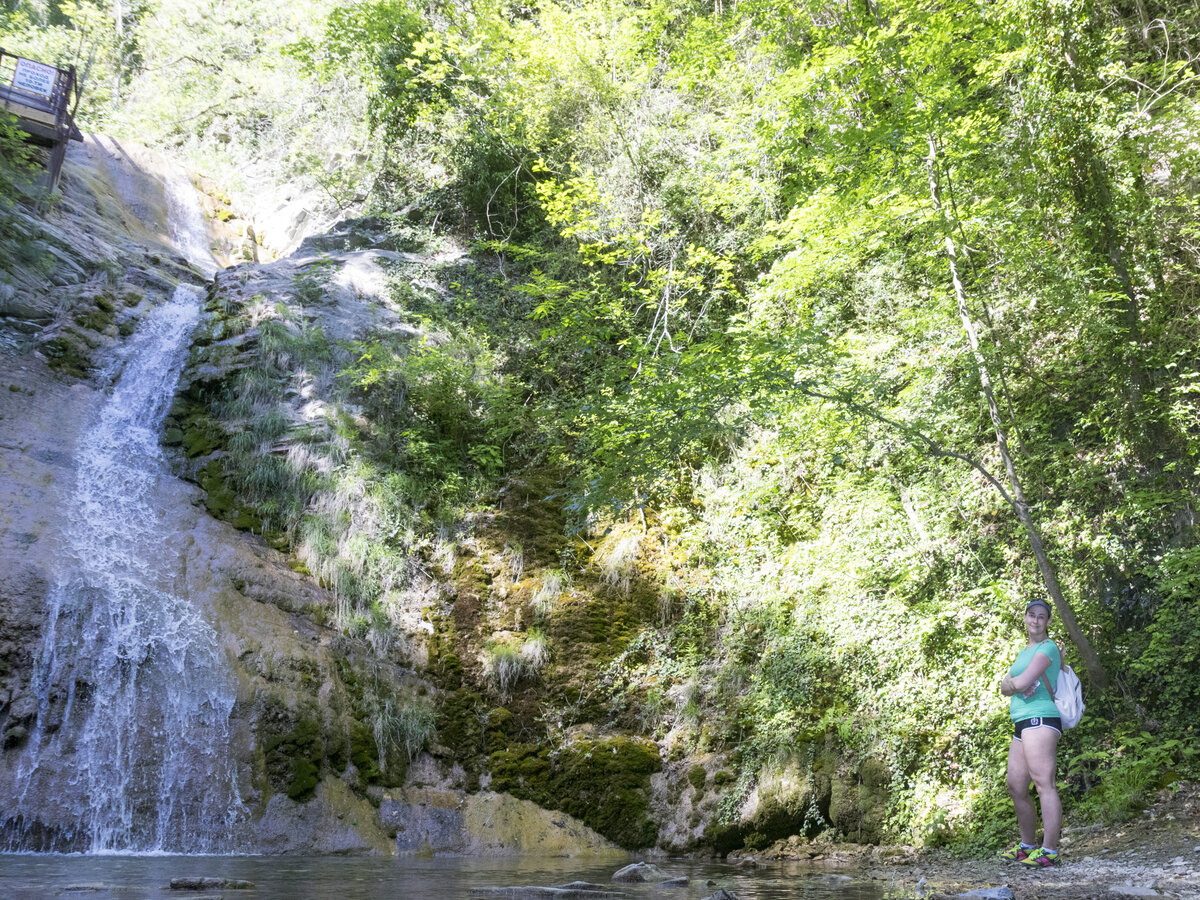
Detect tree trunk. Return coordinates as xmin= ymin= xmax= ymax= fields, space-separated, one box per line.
xmin=927 ymin=135 xmax=1108 ymax=690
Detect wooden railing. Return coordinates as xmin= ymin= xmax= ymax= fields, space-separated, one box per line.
xmin=0 ymin=49 xmax=83 ymax=190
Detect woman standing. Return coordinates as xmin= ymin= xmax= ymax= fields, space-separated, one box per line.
xmin=998 ymin=598 xmax=1062 ymax=867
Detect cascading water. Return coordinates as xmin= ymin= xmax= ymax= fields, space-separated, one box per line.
xmin=2 ymin=286 xmax=245 ymax=853
xmin=164 ymin=171 xmax=219 ymax=278
xmin=0 ymin=155 xmax=244 ymax=852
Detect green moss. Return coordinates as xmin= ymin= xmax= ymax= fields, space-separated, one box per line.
xmin=260 ymin=702 xmax=324 ymax=803
xmin=198 ymin=458 xmax=264 ymax=532
xmin=41 ymin=335 xmax=91 ymax=378
xmin=436 ymin=688 xmax=483 ymax=759
xmin=181 ymin=416 xmax=225 ymax=457
xmin=703 ymin=822 xmax=745 ymax=855
xmin=487 ymin=734 xmax=662 ymax=849
xmin=484 ymin=707 xmax=514 ymax=753
xmin=687 ymin=764 xmax=707 ymax=792
xmin=713 ymin=770 xmax=735 ymax=787
xmin=488 ymin=742 xmax=552 ymax=791
xmin=199 ymin=459 xmax=237 ymax=516
xmin=427 ymin=617 xmax=464 ymax=690
xmin=350 ymin=720 xmax=380 ymax=782
xmin=73 ymin=295 xmax=116 ymax=332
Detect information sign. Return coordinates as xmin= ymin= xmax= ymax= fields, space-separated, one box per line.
xmin=12 ymin=57 xmax=58 ymax=96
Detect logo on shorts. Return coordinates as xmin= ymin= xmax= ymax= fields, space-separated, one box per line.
xmin=1030 ymin=717 xmax=1041 ymax=726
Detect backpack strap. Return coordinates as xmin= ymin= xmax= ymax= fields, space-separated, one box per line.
xmin=1036 ymin=640 xmax=1059 ymax=700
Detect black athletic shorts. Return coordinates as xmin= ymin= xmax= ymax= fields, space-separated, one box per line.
xmin=1013 ymin=716 xmax=1063 ymax=740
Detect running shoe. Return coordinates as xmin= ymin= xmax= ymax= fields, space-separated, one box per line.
xmin=998 ymin=842 xmax=1030 ymax=861
xmin=1021 ymin=847 xmax=1060 ymax=867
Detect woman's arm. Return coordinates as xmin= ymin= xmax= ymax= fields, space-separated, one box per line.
xmin=1001 ymin=650 xmax=1054 ymax=696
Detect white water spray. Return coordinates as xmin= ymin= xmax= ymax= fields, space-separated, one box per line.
xmin=4 ymin=286 xmax=245 ymax=853
xmin=164 ymin=169 xmax=219 ymax=278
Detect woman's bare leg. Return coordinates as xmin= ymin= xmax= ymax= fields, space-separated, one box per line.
xmin=1006 ymin=737 xmax=1036 ymax=845
xmin=1022 ymin=727 xmax=1061 ymax=850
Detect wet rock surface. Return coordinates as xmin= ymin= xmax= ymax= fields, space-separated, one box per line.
xmin=611 ymin=862 xmax=670 ymax=883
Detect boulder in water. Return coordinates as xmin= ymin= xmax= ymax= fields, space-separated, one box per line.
xmin=611 ymin=862 xmax=669 ymax=883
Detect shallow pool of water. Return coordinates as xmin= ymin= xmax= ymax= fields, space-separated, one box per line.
xmin=0 ymin=854 xmax=895 ymax=900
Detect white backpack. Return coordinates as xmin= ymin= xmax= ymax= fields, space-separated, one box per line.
xmin=1048 ymin=664 xmax=1085 ymax=729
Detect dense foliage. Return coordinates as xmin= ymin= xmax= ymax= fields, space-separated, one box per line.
xmin=7 ymin=0 xmax=1199 ymax=849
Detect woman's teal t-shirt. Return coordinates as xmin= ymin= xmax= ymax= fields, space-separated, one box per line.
xmin=1008 ymin=640 xmax=1061 ymax=721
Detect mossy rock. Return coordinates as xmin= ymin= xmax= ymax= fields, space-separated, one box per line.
xmin=427 ymin=619 xmax=464 ymax=690
xmin=436 ymin=688 xmax=483 ymax=759
xmin=687 ymin=764 xmax=707 ymax=792
xmin=488 ymin=734 xmax=662 ymax=849
xmin=198 ymin=459 xmax=264 ymax=532
xmin=488 ymin=742 xmax=552 ymax=791
xmin=259 ymin=700 xmax=325 ymax=803
xmin=745 ymin=790 xmax=822 ymax=848
xmin=199 ymin=459 xmax=238 ymax=516
xmin=41 ymin=335 xmax=91 ymax=378
xmin=181 ymin=416 xmax=225 ymax=458
xmin=702 ymin=822 xmax=744 ymax=855
xmin=73 ymin=296 xmax=116 ymax=332
xmin=484 ymin=707 xmax=514 ymax=753
xmin=350 ymin=720 xmax=380 ymax=783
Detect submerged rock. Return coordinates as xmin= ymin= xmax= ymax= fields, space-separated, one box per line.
xmin=169 ymin=876 xmax=256 ymax=890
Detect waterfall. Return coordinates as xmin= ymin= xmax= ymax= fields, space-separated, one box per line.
xmin=2 ymin=288 xmax=245 ymax=853
xmin=164 ymin=168 xmax=219 ymax=279
xmin=4 ymin=286 xmax=245 ymax=852
xmin=5 ymin=286 xmax=245 ymax=852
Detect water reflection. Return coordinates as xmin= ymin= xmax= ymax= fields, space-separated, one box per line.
xmin=0 ymin=855 xmax=895 ymax=900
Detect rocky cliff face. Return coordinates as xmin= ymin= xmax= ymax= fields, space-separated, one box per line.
xmin=0 ymin=137 xmax=617 ymax=856
xmin=1 ymin=136 xmax=889 ymax=857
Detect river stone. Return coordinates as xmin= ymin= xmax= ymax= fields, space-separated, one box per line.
xmin=702 ymin=890 xmax=740 ymax=900
xmin=611 ymin=862 xmax=669 ymax=883
xmin=555 ymin=884 xmax=615 ymax=891
xmin=168 ymin=876 xmax=255 ymax=889
xmin=658 ymin=876 xmax=689 ymax=886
